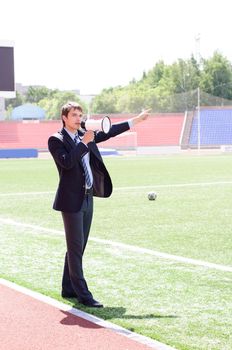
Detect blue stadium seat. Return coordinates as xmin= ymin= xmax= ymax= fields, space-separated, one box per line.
xmin=189 ymin=109 xmax=232 ymax=146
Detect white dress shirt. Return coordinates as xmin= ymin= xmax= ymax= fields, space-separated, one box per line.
xmin=64 ymin=128 xmax=93 ymax=189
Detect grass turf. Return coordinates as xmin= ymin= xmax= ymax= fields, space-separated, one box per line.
xmin=0 ymin=154 xmax=232 ymax=349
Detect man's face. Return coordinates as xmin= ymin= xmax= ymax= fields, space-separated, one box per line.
xmin=62 ymin=108 xmax=82 ymax=132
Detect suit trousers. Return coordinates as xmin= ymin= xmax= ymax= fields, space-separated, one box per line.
xmin=61 ymin=192 xmax=93 ymax=302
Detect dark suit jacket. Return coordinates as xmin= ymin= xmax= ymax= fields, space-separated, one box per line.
xmin=48 ymin=121 xmax=130 ymax=212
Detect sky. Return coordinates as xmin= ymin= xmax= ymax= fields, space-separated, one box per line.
xmin=0 ymin=0 xmax=232 ymax=95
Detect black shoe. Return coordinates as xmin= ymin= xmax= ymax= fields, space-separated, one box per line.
xmin=61 ymin=291 xmax=76 ymax=298
xmin=80 ymin=298 xmax=103 ymax=308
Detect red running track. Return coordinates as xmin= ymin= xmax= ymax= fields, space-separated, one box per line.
xmin=0 ymin=283 xmax=165 ymax=350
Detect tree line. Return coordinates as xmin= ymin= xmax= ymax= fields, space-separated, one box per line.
xmin=5 ymin=51 xmax=232 ymax=118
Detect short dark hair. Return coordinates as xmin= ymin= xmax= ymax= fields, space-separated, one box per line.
xmin=61 ymin=101 xmax=83 ymax=127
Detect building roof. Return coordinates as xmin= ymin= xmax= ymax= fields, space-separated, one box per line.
xmin=11 ymin=104 xmax=45 ymax=120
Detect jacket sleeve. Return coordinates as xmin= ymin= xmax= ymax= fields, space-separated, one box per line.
xmin=94 ymin=121 xmax=130 ymax=144
xmin=48 ymin=135 xmax=88 ymax=170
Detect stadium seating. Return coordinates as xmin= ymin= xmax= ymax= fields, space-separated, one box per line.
xmin=189 ymin=108 xmax=232 ymax=147
xmin=0 ymin=113 xmax=184 ymax=151
xmin=0 ymin=120 xmax=61 ymax=150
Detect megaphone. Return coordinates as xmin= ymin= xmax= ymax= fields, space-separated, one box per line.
xmin=81 ymin=116 xmax=111 ymax=134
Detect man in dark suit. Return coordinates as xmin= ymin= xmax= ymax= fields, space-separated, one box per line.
xmin=48 ymin=101 xmax=150 ymax=307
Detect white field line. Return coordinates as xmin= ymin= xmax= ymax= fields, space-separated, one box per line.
xmin=0 ymin=278 xmax=177 ymax=350
xmin=0 ymin=191 xmax=54 ymax=197
xmin=113 ymin=181 xmax=232 ymax=191
xmin=1 ymin=217 xmax=232 ymax=273
xmin=1 ymin=180 xmax=232 ymax=197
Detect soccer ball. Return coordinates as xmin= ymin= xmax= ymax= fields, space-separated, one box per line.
xmin=147 ymin=191 xmax=157 ymax=201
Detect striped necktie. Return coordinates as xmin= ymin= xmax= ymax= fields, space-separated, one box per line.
xmin=74 ymin=133 xmax=92 ymax=188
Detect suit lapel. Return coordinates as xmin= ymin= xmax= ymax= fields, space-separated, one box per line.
xmin=88 ymin=142 xmax=103 ymax=162
xmin=61 ymin=128 xmax=76 ymax=149
xmin=61 ymin=128 xmax=103 ymax=162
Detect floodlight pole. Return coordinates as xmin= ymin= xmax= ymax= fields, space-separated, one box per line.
xmin=195 ymin=34 xmax=201 ymax=153
xmin=197 ymin=87 xmax=201 ymax=152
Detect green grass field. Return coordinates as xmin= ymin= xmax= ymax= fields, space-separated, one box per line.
xmin=1 ymin=154 xmax=232 ymax=350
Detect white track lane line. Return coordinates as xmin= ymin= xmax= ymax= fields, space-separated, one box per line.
xmin=0 ymin=278 xmax=177 ymax=350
